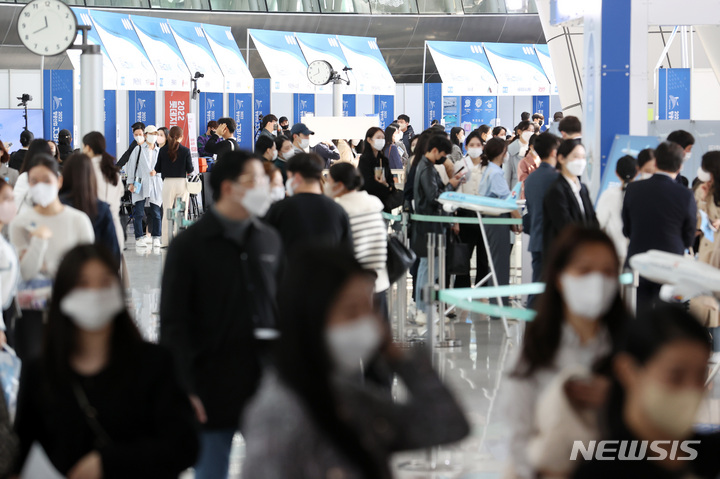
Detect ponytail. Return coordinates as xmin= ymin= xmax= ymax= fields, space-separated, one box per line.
xmin=479 ymin=152 xmax=490 ymax=167
xmin=168 ymin=126 xmax=183 ymax=163
xmin=82 ymin=131 xmax=119 ymax=186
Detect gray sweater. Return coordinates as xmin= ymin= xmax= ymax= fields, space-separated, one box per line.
xmin=242 ymin=351 xmax=469 ymax=479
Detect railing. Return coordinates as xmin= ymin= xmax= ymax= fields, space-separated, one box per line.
xmin=3 ymin=0 xmax=538 ymax=14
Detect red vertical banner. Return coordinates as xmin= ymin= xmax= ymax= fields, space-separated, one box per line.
xmin=164 ymin=91 xmax=190 ymax=147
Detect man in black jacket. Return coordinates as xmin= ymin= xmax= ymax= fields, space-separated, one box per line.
xmin=204 ymin=117 xmax=239 ymax=159
xmin=623 ymin=141 xmax=697 ymax=313
xmin=116 ymin=122 xmax=145 ymax=169
xmin=9 ymin=129 xmax=33 ymax=171
xmin=160 ymin=151 xmax=282 ymax=479
xmin=397 ymin=114 xmax=415 ymax=155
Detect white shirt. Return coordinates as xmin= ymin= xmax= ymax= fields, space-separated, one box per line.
xmin=91 ymin=155 xmax=125 ymax=251
xmin=0 ymin=236 xmax=19 ymax=330
xmin=596 ymin=184 xmax=629 ymax=265
xmin=459 ymin=156 xmax=485 ymax=196
xmin=502 ymin=323 xmax=611 ymax=479
xmin=563 ymin=174 xmax=585 ymax=216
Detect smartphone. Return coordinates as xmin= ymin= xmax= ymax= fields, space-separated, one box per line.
xmin=456 ymin=165 xmax=466 ymax=174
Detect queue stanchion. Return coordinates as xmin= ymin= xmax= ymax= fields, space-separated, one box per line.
xmin=395 ymin=213 xmax=409 ymax=346
xmin=425 ymin=233 xmax=437 ymax=352
xmin=436 ymin=234 xmax=462 ymax=348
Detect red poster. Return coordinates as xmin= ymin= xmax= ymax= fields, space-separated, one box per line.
xmin=164 ymin=91 xmax=190 ymax=147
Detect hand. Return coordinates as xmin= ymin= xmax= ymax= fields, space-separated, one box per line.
xmin=512 ymin=225 xmax=523 ymax=234
xmin=0 ymin=330 xmax=6 ymax=347
xmin=67 ymin=452 xmax=102 ymax=479
xmin=451 ymin=223 xmax=460 ymax=235
xmin=149 ymin=170 xmax=156 ymax=177
xmin=564 ymin=376 xmax=610 ymax=410
xmin=216 ymin=124 xmax=227 ymax=137
xmin=448 ymin=177 xmax=461 ymax=189
xmin=31 ymin=225 xmax=53 ymax=240
xmin=712 ymin=219 xmax=720 ymax=231
xmin=189 ymin=395 xmax=207 ymax=424
xmin=128 ymin=185 xmax=135 ymax=193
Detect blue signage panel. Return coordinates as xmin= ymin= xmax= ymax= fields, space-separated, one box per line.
xmin=658 ymin=68 xmax=691 ymax=121
xmin=425 ymin=83 xmax=442 ymax=130
xmin=460 ymin=96 xmax=497 ymax=131
xmin=254 ymin=78 xmax=271 ymax=141
xmin=43 ymin=70 xmax=73 ymax=145
xmin=343 ymin=94 xmax=356 ymax=117
xmin=104 ymin=90 xmax=117 ymax=156
xmin=533 ymin=95 xmax=550 ymax=131
xmin=374 ymin=95 xmax=394 ymax=130
xmin=230 ymin=93 xmax=253 ymax=151
xmin=128 ymin=90 xmax=155 ymax=143
xmin=443 ymin=96 xmax=460 ymax=132
xmin=294 ymin=93 xmax=316 ymax=124
xmin=199 ymin=92 xmax=223 ymax=131
xmin=597 ymin=135 xmax=659 ymax=202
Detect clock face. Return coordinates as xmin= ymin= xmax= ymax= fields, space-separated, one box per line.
xmin=307 ymin=60 xmax=333 ymax=86
xmin=18 ymin=0 xmax=78 ymax=57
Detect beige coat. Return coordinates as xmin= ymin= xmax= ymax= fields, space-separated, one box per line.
xmin=693 ymin=186 xmax=720 ymax=327
xmin=695 ymin=185 xmax=720 ymax=263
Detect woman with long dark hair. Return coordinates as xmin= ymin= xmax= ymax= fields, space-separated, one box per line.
xmin=12 ymin=244 xmax=199 ymax=478
xmin=357 ymin=126 xmax=399 ymax=213
xmin=155 ymin=125 xmax=193 ymax=247
xmin=8 ymin=154 xmax=94 ymax=360
xmin=448 ymin=126 xmax=465 ymax=163
xmin=0 ymin=140 xmax=18 ymax=186
xmin=59 ymin=153 xmax=120 ymax=263
xmin=574 ymin=306 xmax=718 ymax=479
xmin=596 ymin=155 xmax=638 ymax=267
xmin=82 ymin=131 xmax=125 ymax=252
xmin=14 ymin=139 xmax=53 ymax=215
xmin=506 ymin=120 xmax=535 ymax=190
xmin=503 ymin=226 xmax=629 ymax=479
xmin=383 ymin=124 xmax=404 ymax=169
xmin=476 ymin=124 xmax=491 ymax=146
xmin=242 ymin=247 xmax=469 ymax=478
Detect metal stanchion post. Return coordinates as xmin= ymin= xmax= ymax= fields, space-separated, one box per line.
xmin=396 ymin=214 xmax=408 ymax=345
xmin=436 ymin=234 xmax=462 ymax=348
xmin=425 ymin=233 xmax=436 ymax=352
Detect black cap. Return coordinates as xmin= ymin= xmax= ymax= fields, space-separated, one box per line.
xmin=59 ymin=129 xmax=71 ymax=139
xmin=290 ymin=123 xmax=314 ymax=137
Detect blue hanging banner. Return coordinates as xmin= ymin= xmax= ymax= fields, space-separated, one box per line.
xmin=343 ymin=94 xmax=356 ymax=117
xmin=199 ymin=92 xmax=223 ymax=130
xmin=104 ymin=90 xmax=117 ymax=156
xmin=532 ymin=95 xmax=550 ymax=131
xmin=460 ymin=96 xmax=497 ymax=131
xmin=230 ymin=92 xmax=253 ymax=151
xmin=254 ymin=79 xmax=271 ymax=141
xmin=43 ymin=70 xmax=73 ymax=145
xmin=294 ymin=93 xmax=315 ymax=124
xmin=374 ymin=95 xmax=394 ymax=130
xmin=658 ymin=68 xmax=691 ymax=120
xmin=128 ymin=90 xmax=155 ymax=143
xmin=425 ymin=83 xmax=442 ymax=130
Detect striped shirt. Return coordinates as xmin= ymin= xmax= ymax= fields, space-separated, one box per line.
xmin=335 ymin=190 xmax=389 ymax=293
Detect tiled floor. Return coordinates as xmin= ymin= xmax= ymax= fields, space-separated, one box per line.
xmin=124 ymin=240 xmax=720 ymax=479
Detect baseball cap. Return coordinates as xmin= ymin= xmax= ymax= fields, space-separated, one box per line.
xmin=290 ymin=123 xmax=314 ymax=137
xmin=144 ymin=125 xmax=158 ymax=134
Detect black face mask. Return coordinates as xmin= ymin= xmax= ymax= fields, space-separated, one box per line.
xmin=435 ymin=156 xmax=447 ymax=165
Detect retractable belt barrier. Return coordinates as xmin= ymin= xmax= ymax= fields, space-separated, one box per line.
xmin=382 ymin=212 xmax=522 ymax=226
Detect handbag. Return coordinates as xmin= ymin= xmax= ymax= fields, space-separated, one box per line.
xmin=387 ymin=236 xmax=416 ymax=284
xmin=0 ymin=380 xmax=18 ymax=478
xmin=17 ymin=278 xmax=52 ymax=311
xmin=186 ymin=175 xmax=203 ymax=195
xmin=447 ymin=233 xmax=471 ymax=275
xmin=383 ymin=189 xmax=404 ymax=211
xmin=0 ymin=345 xmax=20 ymax=421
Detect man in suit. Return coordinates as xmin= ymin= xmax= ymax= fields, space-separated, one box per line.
xmin=523 ymin=132 xmax=560 ymax=282
xmin=204 ymin=117 xmax=239 ymax=159
xmin=623 ymin=141 xmax=697 ymax=313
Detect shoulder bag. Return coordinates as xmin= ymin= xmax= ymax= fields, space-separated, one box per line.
xmin=387 ymin=235 xmax=416 ymax=284
xmin=72 ymin=382 xmax=112 ymax=449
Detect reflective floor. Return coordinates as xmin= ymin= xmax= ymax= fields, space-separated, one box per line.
xmin=124 ymin=243 xmax=720 ymax=479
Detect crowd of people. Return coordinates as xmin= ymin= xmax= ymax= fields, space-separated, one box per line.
xmin=0 ymin=108 xmax=718 ymax=479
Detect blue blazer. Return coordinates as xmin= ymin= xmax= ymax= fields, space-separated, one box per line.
xmin=622 ymin=174 xmax=697 ymax=260
xmin=524 ymin=162 xmax=559 ymax=253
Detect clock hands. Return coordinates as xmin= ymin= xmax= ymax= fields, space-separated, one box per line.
xmin=32 ymin=15 xmax=48 ymax=34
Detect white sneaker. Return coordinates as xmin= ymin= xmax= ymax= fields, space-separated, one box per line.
xmin=152 ymin=237 xmax=161 ymax=248
xmin=414 ymin=311 xmax=427 ymax=326
xmin=135 ymin=237 xmax=150 ymax=248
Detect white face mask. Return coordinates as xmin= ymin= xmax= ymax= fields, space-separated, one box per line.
xmin=270 ymin=186 xmax=286 ymax=203
xmin=684 ymin=152 xmax=692 ymax=162
xmin=134 ymin=135 xmax=144 ymax=144
xmin=285 ymin=177 xmax=297 ymax=197
xmin=299 ymin=138 xmax=310 ymax=151
xmin=60 ymin=286 xmax=125 ymax=332
xmin=467 ymin=147 xmax=483 ymax=159
xmin=282 ymin=149 xmax=296 ymax=161
xmin=697 ymin=167 xmax=711 ymax=183
xmin=521 ymin=131 xmax=533 ymax=143
xmin=272 ymin=149 xmax=278 ymax=161
xmin=373 ymin=138 xmax=386 ymax=152
xmin=323 ymin=182 xmax=340 ymax=198
xmin=30 ymin=183 xmax=58 ymax=207
xmin=641 ymin=380 xmax=704 ymax=437
xmin=145 ymin=134 xmax=157 ymax=145
xmin=566 ymin=158 xmax=587 ymax=177
xmin=325 ymin=316 xmax=382 ymax=374
xmin=560 ymin=272 xmax=618 ymax=320
xmin=240 ymin=184 xmax=272 ymax=217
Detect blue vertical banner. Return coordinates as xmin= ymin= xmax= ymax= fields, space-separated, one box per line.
xmin=425 ymin=83 xmax=442 ymax=130
xmin=460 ymin=96 xmax=497 ymax=131
xmin=374 ymin=95 xmax=394 ymax=130
xmin=199 ymin=92 xmax=223 ymax=131
xmin=43 ymin=70 xmax=74 ymax=145
xmin=294 ymin=93 xmax=316 ymax=124
xmin=343 ymin=94 xmax=356 ymax=117
xmin=532 ymin=95 xmax=550 ymax=131
xmin=658 ymin=68 xmax=691 ymax=120
xmin=128 ymin=91 xmax=155 ymax=143
xmin=104 ymin=90 xmax=117 ymax=156
xmin=230 ymin=93 xmax=253 ymax=151
xmin=254 ymin=79 xmax=271 ymax=140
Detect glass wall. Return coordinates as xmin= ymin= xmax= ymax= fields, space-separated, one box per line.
xmin=318 ymin=0 xmax=371 ymax=13
xmin=416 ymin=0 xmax=463 ymax=14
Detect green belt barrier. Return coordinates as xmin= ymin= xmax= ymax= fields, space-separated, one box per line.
xmin=439 ymin=274 xmax=635 ymax=322
xmin=381 ymin=212 xmax=522 ymax=226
